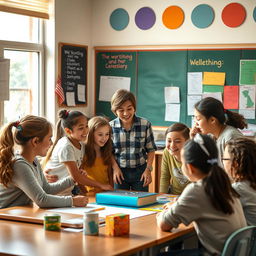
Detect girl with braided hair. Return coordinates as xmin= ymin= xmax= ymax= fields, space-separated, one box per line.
xmin=223 ymin=137 xmax=256 ymax=225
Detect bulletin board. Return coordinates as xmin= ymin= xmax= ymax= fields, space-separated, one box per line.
xmin=95 ymin=45 xmax=256 ymax=127
xmin=59 ymin=42 xmax=88 ymax=106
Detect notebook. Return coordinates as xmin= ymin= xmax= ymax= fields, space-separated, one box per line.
xmin=0 ymin=206 xmax=104 ymax=228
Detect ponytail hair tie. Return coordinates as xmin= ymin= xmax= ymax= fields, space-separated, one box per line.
xmin=13 ymin=121 xmax=23 ymax=132
xmin=207 ymin=158 xmax=218 ymax=165
xmin=65 ymin=110 xmax=70 ymax=118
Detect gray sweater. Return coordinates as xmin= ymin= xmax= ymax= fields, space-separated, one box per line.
xmin=233 ymin=180 xmax=256 ymax=226
xmin=160 ymin=180 xmax=246 ymax=255
xmin=0 ymin=156 xmax=74 ymax=208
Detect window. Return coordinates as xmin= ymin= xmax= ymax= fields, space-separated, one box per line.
xmin=0 ymin=11 xmax=44 ymax=125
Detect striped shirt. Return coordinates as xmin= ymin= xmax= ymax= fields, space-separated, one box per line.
xmin=110 ymin=115 xmax=157 ymax=168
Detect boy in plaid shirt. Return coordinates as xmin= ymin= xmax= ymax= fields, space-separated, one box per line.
xmin=110 ymin=89 xmax=157 ymax=191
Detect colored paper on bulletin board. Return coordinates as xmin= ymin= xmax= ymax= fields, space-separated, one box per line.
xmin=239 ymin=60 xmax=256 ymax=85
xmin=239 ymin=85 xmax=256 ymax=109
xmin=203 ymin=72 xmax=225 ymax=85
xmin=203 ymin=85 xmax=224 ymax=93
xmin=223 ymin=86 xmax=239 ymax=109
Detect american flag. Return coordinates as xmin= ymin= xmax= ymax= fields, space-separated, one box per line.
xmin=55 ymin=76 xmax=65 ymax=105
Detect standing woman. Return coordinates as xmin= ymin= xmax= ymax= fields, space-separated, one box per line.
xmin=191 ymin=97 xmax=247 ymax=165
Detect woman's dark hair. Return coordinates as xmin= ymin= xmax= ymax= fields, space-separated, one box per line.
xmin=183 ymin=134 xmax=239 ymax=214
xmin=165 ymin=123 xmax=190 ymax=140
xmin=195 ymin=97 xmax=247 ymax=129
xmin=226 ymin=138 xmax=256 ymax=190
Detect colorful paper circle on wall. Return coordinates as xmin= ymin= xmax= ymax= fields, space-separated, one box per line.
xmin=221 ymin=3 xmax=246 ymax=28
xmin=110 ymin=8 xmax=129 ymax=31
xmin=253 ymin=7 xmax=256 ymax=22
xmin=191 ymin=4 xmax=214 ymax=29
xmin=162 ymin=6 xmax=184 ymax=29
xmin=135 ymin=7 xmax=156 ymax=30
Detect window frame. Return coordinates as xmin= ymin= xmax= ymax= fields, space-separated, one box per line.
xmin=0 ymin=19 xmax=45 ymax=126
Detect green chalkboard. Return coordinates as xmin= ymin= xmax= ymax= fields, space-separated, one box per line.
xmin=95 ymin=51 xmax=137 ymax=120
xmin=137 ymin=50 xmax=187 ymax=126
xmin=95 ymin=47 xmax=256 ymax=126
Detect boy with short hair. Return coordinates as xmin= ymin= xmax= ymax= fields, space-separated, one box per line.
xmin=110 ymin=89 xmax=157 ymax=191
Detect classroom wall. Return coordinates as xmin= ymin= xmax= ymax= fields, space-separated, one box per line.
xmin=47 ymin=0 xmax=256 ymax=122
xmin=46 ymin=0 xmax=92 ymax=124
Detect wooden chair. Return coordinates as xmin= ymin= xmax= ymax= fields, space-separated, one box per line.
xmin=221 ymin=226 xmax=256 ymax=256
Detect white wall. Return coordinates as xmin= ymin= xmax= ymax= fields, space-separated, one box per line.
xmin=46 ymin=0 xmax=92 ymax=124
xmin=92 ymin=0 xmax=256 ymax=46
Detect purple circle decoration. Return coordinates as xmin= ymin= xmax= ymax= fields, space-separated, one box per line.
xmin=135 ymin=7 xmax=156 ymax=30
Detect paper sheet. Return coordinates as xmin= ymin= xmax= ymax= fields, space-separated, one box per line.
xmin=164 ymin=87 xmax=180 ymax=103
xmin=66 ymin=92 xmax=76 ymax=106
xmin=239 ymin=60 xmax=256 ymax=85
xmin=47 ymin=204 xmax=155 ymax=220
xmin=202 ymin=92 xmax=222 ymax=102
xmin=77 ymin=84 xmax=86 ymax=102
xmin=239 ymin=85 xmax=255 ymax=109
xmin=203 ymin=72 xmax=225 ymax=86
xmin=223 ymin=86 xmax=239 ymax=109
xmin=187 ymin=72 xmax=202 ymax=95
xmin=187 ymin=95 xmax=202 ymax=115
xmin=165 ymin=104 xmax=180 ymax=122
xmin=99 ymin=76 xmax=130 ymax=102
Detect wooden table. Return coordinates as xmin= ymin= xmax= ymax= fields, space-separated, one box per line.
xmin=0 ymin=205 xmax=195 ymax=256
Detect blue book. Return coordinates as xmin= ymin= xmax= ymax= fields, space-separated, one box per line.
xmin=95 ymin=190 xmax=157 ymax=207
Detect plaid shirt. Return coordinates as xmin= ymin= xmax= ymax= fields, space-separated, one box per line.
xmin=110 ymin=115 xmax=157 ymax=168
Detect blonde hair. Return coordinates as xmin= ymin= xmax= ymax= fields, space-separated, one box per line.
xmin=111 ymin=89 xmax=136 ymax=114
xmin=0 ymin=115 xmax=51 ymax=187
xmin=82 ymin=116 xmax=112 ymax=168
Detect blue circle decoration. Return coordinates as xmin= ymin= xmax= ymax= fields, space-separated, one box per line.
xmin=253 ymin=7 xmax=256 ymax=22
xmin=110 ymin=8 xmax=129 ymax=31
xmin=191 ymin=4 xmax=214 ymax=29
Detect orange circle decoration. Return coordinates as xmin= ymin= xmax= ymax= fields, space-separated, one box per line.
xmin=162 ymin=6 xmax=184 ymax=29
xmin=222 ymin=3 xmax=246 ymax=28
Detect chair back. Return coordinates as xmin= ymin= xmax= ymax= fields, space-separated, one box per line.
xmin=221 ymin=226 xmax=256 ymax=256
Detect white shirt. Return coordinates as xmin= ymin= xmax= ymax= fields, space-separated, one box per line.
xmin=45 ymin=136 xmax=85 ymax=195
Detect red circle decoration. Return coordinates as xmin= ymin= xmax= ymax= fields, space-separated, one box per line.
xmin=221 ymin=3 xmax=246 ymax=28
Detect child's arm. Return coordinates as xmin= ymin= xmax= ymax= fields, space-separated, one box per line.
xmin=64 ymin=161 xmax=113 ymax=191
xmin=156 ymin=211 xmax=173 ymax=231
xmin=159 ymin=150 xmax=171 ymax=193
xmin=140 ymin=151 xmax=155 ymax=187
xmin=111 ymin=155 xmax=124 ymax=184
xmin=44 ymin=169 xmax=59 ymax=183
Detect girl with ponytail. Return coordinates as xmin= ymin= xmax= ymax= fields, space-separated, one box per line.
xmin=190 ymin=97 xmax=247 ymax=166
xmin=0 ymin=115 xmax=88 ymax=208
xmin=156 ymin=134 xmax=246 ymax=256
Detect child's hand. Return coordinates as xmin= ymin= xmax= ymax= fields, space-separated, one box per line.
xmin=72 ymin=195 xmax=89 ymax=207
xmin=79 ymin=169 xmax=88 ymax=175
xmin=140 ymin=169 xmax=152 ymax=187
xmin=162 ymin=202 xmax=173 ymax=210
xmin=190 ymin=126 xmax=201 ymax=139
xmin=44 ymin=169 xmax=58 ymax=183
xmin=113 ymin=167 xmax=124 ymax=184
xmin=100 ymin=184 xmax=114 ymax=191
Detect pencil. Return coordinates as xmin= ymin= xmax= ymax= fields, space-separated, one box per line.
xmin=89 ymin=207 xmax=105 ymax=212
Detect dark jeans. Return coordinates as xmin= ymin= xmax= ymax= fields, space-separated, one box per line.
xmin=114 ymin=163 xmax=148 ymax=191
